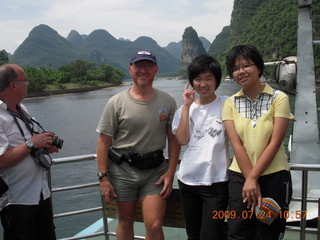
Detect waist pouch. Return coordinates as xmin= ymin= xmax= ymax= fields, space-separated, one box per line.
xmin=109 ymin=148 xmax=164 ymax=169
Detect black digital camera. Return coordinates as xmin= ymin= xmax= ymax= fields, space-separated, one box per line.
xmin=31 ymin=134 xmax=63 ymax=170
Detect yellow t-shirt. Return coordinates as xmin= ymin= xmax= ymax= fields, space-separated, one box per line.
xmin=222 ymin=84 xmax=294 ymax=175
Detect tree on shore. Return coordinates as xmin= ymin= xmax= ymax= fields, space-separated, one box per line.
xmin=23 ymin=59 xmax=125 ymax=93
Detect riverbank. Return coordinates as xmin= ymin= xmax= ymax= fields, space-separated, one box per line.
xmin=25 ymin=77 xmax=177 ymax=99
xmin=26 ymin=83 xmax=127 ymax=99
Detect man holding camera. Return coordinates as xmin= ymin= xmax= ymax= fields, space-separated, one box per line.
xmin=0 ymin=64 xmax=58 ymax=240
xmin=96 ymin=51 xmax=180 ymax=240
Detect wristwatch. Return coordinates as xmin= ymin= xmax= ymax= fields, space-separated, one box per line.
xmin=97 ymin=172 xmax=108 ymax=180
xmin=25 ymin=140 xmax=34 ymax=150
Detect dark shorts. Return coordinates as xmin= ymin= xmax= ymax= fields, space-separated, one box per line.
xmin=108 ymin=159 xmax=168 ymax=201
xmin=0 ymin=197 xmax=56 ymax=240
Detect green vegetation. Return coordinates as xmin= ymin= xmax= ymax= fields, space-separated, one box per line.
xmin=23 ymin=59 xmax=125 ymax=94
xmin=209 ymin=0 xmax=320 ymax=78
xmin=13 ymin=24 xmax=88 ymax=69
xmin=0 ymin=50 xmax=9 ymax=65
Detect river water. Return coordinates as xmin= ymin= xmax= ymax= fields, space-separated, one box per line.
xmin=0 ymin=78 xmax=318 ymax=239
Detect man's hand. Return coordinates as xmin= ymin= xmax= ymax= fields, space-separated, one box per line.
xmin=155 ymin=171 xmax=174 ymax=199
xmin=100 ymin=178 xmax=117 ymax=203
xmin=31 ymin=132 xmax=55 ymax=149
xmin=46 ymin=145 xmax=59 ymax=154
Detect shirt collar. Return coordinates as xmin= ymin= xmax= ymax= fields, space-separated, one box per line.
xmin=234 ymin=84 xmax=273 ymax=97
xmin=0 ymin=100 xmax=8 ymax=110
xmin=0 ymin=100 xmax=22 ymax=111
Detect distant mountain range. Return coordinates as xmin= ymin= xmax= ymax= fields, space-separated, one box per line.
xmin=7 ymin=0 xmax=320 ymax=77
xmin=10 ymin=24 xmax=210 ymax=74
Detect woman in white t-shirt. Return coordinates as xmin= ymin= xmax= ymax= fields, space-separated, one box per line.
xmin=172 ymin=55 xmax=230 ymax=240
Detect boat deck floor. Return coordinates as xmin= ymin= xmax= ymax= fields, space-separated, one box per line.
xmin=78 ymin=219 xmax=318 ymax=240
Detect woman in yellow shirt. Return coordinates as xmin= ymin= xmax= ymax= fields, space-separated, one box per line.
xmin=222 ymin=45 xmax=294 ymax=240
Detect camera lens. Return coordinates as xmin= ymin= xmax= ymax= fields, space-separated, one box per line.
xmin=52 ymin=137 xmax=63 ymax=149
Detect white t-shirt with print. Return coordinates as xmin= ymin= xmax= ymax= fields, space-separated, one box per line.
xmin=172 ymin=96 xmax=230 ymax=186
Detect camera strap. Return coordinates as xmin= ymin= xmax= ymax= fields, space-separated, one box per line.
xmin=16 ymin=105 xmax=45 ymax=134
xmin=7 ymin=105 xmax=52 ymax=170
xmin=8 ymin=109 xmax=29 ymax=142
xmin=7 ymin=105 xmax=45 ymax=140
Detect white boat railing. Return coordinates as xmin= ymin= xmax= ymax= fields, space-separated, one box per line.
xmin=47 ymin=154 xmax=320 ymax=240
xmin=287 ymin=163 xmax=320 ymax=240
xmin=47 ymin=154 xmax=106 ymax=240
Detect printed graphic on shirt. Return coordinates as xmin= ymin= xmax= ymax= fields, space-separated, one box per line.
xmin=158 ymin=107 xmax=168 ymax=121
xmin=206 ymin=124 xmax=222 ymax=139
xmin=192 ymin=116 xmax=222 ymax=142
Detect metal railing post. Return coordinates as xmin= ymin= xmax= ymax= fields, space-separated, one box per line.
xmin=101 ymin=196 xmax=110 ymax=240
xmin=318 ymin=198 xmax=320 ymax=240
xmin=300 ymin=170 xmax=308 ymax=240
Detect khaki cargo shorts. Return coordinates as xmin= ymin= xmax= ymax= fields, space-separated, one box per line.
xmin=108 ymin=159 xmax=168 ymax=201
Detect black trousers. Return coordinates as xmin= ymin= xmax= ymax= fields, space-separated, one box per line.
xmin=178 ymin=180 xmax=229 ymax=240
xmin=227 ymin=170 xmax=292 ymax=240
xmin=0 ymin=196 xmax=56 ymax=240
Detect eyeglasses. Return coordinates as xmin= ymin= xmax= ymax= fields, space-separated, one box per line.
xmin=232 ymin=63 xmax=255 ymax=73
xmin=14 ymin=79 xmax=29 ymax=85
xmin=132 ymin=63 xmax=156 ymax=70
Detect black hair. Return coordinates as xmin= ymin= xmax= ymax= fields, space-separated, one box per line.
xmin=226 ymin=45 xmax=264 ymax=78
xmin=187 ymin=55 xmax=222 ymax=90
xmin=0 ymin=65 xmax=18 ymax=92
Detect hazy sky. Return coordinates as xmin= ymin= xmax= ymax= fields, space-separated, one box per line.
xmin=0 ymin=0 xmax=234 ymax=54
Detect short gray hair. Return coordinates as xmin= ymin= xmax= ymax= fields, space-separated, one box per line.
xmin=0 ymin=65 xmax=18 ymax=92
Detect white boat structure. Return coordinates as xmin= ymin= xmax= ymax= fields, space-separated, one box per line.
xmin=271 ymin=0 xmax=320 ymax=231
xmin=224 ymin=75 xmax=234 ymax=83
xmin=47 ymin=0 xmax=320 ymax=239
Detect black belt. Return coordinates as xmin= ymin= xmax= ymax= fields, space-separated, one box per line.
xmin=108 ymin=148 xmax=164 ymax=169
